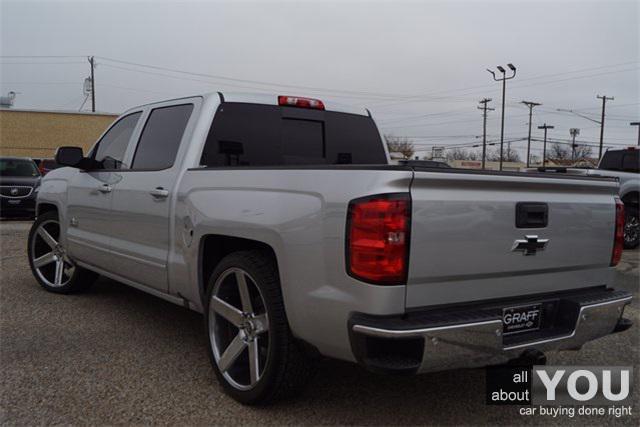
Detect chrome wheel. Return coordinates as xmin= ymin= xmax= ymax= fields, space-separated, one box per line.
xmin=624 ymin=214 xmax=639 ymax=246
xmin=209 ymin=267 xmax=270 ymax=391
xmin=30 ymin=219 xmax=75 ymax=288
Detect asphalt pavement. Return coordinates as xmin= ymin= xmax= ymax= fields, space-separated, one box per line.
xmin=1 ymin=220 xmax=638 ymax=425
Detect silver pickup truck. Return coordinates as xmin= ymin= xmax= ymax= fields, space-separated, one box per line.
xmin=29 ymin=92 xmax=632 ymax=404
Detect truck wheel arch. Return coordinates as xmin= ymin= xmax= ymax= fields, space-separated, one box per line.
xmin=622 ymin=191 xmax=639 ymax=208
xmin=198 ymin=234 xmax=281 ymax=307
xmin=37 ymin=203 xmax=59 ymax=218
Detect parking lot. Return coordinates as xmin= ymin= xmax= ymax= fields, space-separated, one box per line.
xmin=1 ymin=219 xmax=638 ymax=425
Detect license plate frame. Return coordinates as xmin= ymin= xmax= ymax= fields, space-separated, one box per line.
xmin=502 ymin=303 xmax=542 ymax=335
xmin=7 ymin=199 xmax=22 ymax=205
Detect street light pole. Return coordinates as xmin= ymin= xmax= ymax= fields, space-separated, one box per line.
xmin=630 ymin=122 xmax=640 ymax=146
xmin=487 ymin=63 xmax=516 ymax=171
xmin=522 ymin=100 xmax=541 ymax=167
xmin=538 ymin=124 xmax=554 ymax=167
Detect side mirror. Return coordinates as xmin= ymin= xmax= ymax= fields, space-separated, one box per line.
xmin=55 ymin=146 xmax=85 ymax=168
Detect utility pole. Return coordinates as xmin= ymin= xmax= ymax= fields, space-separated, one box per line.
xmin=88 ymin=56 xmax=96 ymax=112
xmin=487 ymin=64 xmax=516 ymax=171
xmin=538 ymin=124 xmax=554 ymax=167
xmin=569 ymin=128 xmax=580 ymax=162
xmin=478 ymin=98 xmax=494 ymax=169
xmin=630 ymin=122 xmax=640 ymax=146
xmin=597 ymin=95 xmax=614 ymax=160
xmin=522 ymin=100 xmax=541 ymax=167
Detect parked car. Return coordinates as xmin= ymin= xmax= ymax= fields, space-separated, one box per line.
xmin=534 ymin=148 xmax=640 ymax=248
xmin=0 ymin=157 xmax=40 ymax=218
xmin=590 ymin=148 xmax=639 ymax=248
xmin=38 ymin=158 xmax=61 ymax=176
xmin=30 ymin=93 xmax=632 ymax=404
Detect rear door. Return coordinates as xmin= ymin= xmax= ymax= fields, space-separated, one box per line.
xmin=405 ymin=171 xmax=618 ymax=308
xmin=108 ymin=100 xmax=198 ymax=292
xmin=66 ymin=112 xmax=142 ymax=268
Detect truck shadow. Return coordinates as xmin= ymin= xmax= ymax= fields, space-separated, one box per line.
xmin=84 ymin=276 xmax=505 ymax=424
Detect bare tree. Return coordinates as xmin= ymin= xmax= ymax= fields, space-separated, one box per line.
xmin=503 ymin=145 xmax=521 ymax=162
xmin=529 ymin=154 xmax=541 ymax=165
xmin=548 ymin=142 xmax=593 ymax=162
xmin=385 ymin=134 xmax=415 ymax=159
xmin=573 ymin=144 xmax=593 ymax=160
xmin=486 ymin=146 xmax=520 ymax=162
xmin=549 ymin=142 xmax=570 ymax=160
xmin=446 ymin=148 xmax=479 ymax=161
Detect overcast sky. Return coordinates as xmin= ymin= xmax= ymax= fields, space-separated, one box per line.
xmin=1 ymin=0 xmax=638 ymax=158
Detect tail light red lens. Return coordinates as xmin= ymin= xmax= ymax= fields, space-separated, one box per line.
xmin=347 ymin=193 xmax=410 ymax=285
xmin=278 ymin=95 xmax=325 ymax=110
xmin=611 ymin=197 xmax=625 ymax=266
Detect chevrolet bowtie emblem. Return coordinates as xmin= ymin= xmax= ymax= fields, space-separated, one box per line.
xmin=511 ymin=235 xmax=549 ymax=256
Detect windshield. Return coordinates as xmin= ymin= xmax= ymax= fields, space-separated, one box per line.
xmin=0 ymin=158 xmax=40 ymax=177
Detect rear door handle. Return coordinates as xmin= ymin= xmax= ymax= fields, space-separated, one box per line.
xmin=98 ymin=184 xmax=112 ymax=194
xmin=150 ymin=187 xmax=169 ymax=199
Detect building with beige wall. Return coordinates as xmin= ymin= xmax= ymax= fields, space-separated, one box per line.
xmin=0 ymin=108 xmax=117 ymax=159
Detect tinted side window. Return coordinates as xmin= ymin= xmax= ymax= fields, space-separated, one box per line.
xmin=599 ymin=151 xmax=623 ymax=171
xmin=94 ymin=112 xmax=142 ymax=169
xmin=200 ymin=103 xmax=386 ymax=167
xmin=622 ymin=151 xmax=639 ymax=173
xmin=132 ymin=104 xmax=194 ymax=170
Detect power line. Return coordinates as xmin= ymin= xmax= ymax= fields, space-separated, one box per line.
xmin=0 ymin=55 xmax=86 ymax=59
xmin=371 ymin=61 xmax=640 ymax=109
xmin=0 ymin=61 xmax=86 ymax=65
xmin=97 ymin=56 xmax=418 ymax=100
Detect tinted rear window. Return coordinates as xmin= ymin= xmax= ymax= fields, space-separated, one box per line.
xmin=200 ymin=103 xmax=386 ymax=167
xmin=600 ymin=150 xmax=639 ymax=173
xmin=621 ymin=150 xmax=639 ymax=173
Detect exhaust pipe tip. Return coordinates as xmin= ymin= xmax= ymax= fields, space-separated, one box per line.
xmin=613 ymin=317 xmax=633 ymax=334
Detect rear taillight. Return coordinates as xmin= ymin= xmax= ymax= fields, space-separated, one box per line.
xmin=611 ymin=197 xmax=625 ymax=266
xmin=278 ymin=95 xmax=325 ymax=110
xmin=347 ymin=193 xmax=410 ymax=285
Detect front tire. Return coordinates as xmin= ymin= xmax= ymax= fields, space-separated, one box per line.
xmin=27 ymin=211 xmax=98 ymax=293
xmin=204 ymin=250 xmax=316 ymax=405
xmin=624 ymin=205 xmax=639 ymax=249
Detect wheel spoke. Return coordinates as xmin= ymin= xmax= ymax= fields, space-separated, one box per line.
xmin=38 ymin=227 xmax=58 ymax=249
xmin=33 ymin=252 xmax=56 ymax=268
xmin=253 ymin=314 xmax=269 ymax=334
xmin=218 ymin=333 xmax=247 ymax=373
xmin=211 ymin=296 xmax=243 ymax=327
xmin=54 ymin=260 xmax=64 ymax=285
xmin=248 ymin=339 xmax=260 ymax=384
xmin=235 ymin=271 xmax=253 ymax=313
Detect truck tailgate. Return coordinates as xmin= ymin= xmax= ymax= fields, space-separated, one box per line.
xmin=406 ymin=170 xmax=619 ymax=309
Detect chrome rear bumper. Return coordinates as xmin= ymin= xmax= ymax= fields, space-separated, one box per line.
xmin=349 ymin=288 xmax=632 ymax=374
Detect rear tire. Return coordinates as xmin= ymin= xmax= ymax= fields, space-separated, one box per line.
xmin=623 ymin=205 xmax=639 ymax=249
xmin=27 ymin=211 xmax=98 ymax=293
xmin=204 ymin=250 xmax=317 ymax=405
